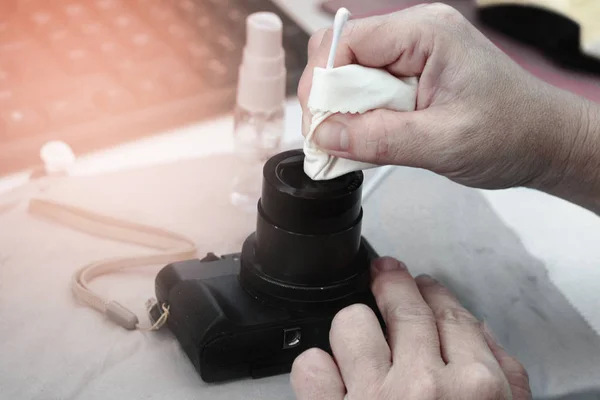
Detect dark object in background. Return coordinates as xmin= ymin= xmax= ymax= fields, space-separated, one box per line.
xmin=153 ymin=149 xmax=382 ymax=382
xmin=0 ymin=0 xmax=309 ymax=175
xmin=478 ymin=4 xmax=600 ymax=75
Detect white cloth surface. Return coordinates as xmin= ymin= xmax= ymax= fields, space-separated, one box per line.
xmin=303 ymin=65 xmax=418 ymax=180
xmin=0 ymin=150 xmax=379 ymax=400
xmin=0 ymin=152 xmax=599 ymax=400
xmin=362 ymin=166 xmax=600 ymax=397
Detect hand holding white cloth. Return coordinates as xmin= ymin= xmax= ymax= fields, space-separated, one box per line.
xmin=303 ymin=64 xmax=418 ymax=180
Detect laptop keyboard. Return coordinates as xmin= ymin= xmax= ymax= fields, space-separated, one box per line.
xmin=0 ymin=0 xmax=309 ymax=174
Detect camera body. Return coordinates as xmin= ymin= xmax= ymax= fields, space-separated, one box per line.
xmin=154 ymin=150 xmax=382 ymax=383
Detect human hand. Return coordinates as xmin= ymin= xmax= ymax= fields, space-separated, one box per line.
xmin=290 ymin=257 xmax=532 ymax=400
xmin=298 ymin=3 xmax=596 ymax=193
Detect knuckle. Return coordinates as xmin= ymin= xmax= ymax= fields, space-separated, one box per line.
xmin=355 ymin=112 xmax=393 ymax=161
xmin=394 ymin=369 xmax=439 ymax=399
xmin=427 ymin=2 xmax=462 ymax=21
xmin=435 ymin=306 xmax=479 ymax=325
xmin=413 ymin=371 xmax=439 ymax=399
xmin=463 ymin=362 xmax=507 ymax=397
xmin=386 ymin=303 xmax=436 ymax=325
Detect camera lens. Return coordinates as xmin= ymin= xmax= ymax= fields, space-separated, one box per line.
xmin=260 ymin=150 xmax=363 ymax=235
xmin=240 ymin=150 xmax=371 ymax=307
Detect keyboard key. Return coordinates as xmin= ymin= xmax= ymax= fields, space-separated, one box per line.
xmin=193 ymin=15 xmax=211 ymax=30
xmin=206 ymin=59 xmax=233 ymax=87
xmin=126 ymin=77 xmax=171 ymax=104
xmin=166 ymin=23 xmax=196 ymax=42
xmin=78 ymin=20 xmax=110 ymax=40
xmin=227 ymin=9 xmax=244 ymax=23
xmin=92 ymin=0 xmax=129 ymax=16
xmin=45 ymin=25 xmax=72 ymax=45
xmin=187 ymin=42 xmax=211 ymax=59
xmin=207 ymin=59 xmax=228 ymax=76
xmin=127 ymin=32 xmax=166 ymax=60
xmin=162 ymin=70 xmax=205 ymax=97
xmin=27 ymin=9 xmax=65 ymax=34
xmin=94 ymin=39 xmax=129 ymax=61
xmin=215 ymin=34 xmax=237 ymax=53
xmin=109 ymin=57 xmax=138 ymax=75
xmin=46 ymin=36 xmax=103 ymax=75
xmin=93 ymin=85 xmax=136 ymax=114
xmin=111 ymin=14 xmax=148 ymax=33
xmin=144 ymin=4 xmax=178 ymax=23
xmin=177 ymin=0 xmax=198 ymax=13
xmin=44 ymin=95 xmax=100 ymax=125
xmin=3 ymin=42 xmax=65 ymax=87
xmin=1 ymin=105 xmax=45 ymax=137
xmin=131 ymin=58 xmax=204 ymax=98
xmin=62 ymin=3 xmax=94 ymax=20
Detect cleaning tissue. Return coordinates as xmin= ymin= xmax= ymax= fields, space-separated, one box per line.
xmin=303 ymin=64 xmax=418 ymax=180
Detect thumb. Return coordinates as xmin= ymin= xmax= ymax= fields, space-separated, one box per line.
xmin=310 ymin=108 xmax=448 ymax=169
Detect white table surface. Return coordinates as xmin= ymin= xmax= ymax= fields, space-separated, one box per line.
xmin=1 ymin=0 xmax=599 ymax=396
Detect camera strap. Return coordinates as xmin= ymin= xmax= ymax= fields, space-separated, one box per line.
xmin=27 ymin=197 xmax=198 ymax=331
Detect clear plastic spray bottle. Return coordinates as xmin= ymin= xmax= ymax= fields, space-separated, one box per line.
xmin=230 ymin=12 xmax=286 ymax=211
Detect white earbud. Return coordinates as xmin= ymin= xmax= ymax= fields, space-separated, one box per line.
xmin=40 ymin=141 xmax=76 ymax=174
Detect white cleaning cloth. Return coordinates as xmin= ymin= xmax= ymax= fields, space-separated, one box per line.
xmin=303 ymin=64 xmax=418 ymax=180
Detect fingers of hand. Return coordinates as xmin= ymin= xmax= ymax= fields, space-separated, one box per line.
xmin=454 ymin=361 xmax=513 ymax=400
xmin=298 ymin=28 xmax=330 ymax=107
xmin=415 ymin=275 xmax=497 ymax=366
xmin=291 ymin=348 xmax=346 ymax=400
xmin=370 ymin=257 xmax=443 ymax=367
xmin=310 ymin=109 xmax=442 ymax=168
xmin=299 ymin=26 xmax=349 ymax=137
xmin=483 ymin=324 xmax=532 ymax=400
xmin=329 ymin=303 xmax=391 ymax=396
xmin=298 ymin=6 xmax=438 ymax=138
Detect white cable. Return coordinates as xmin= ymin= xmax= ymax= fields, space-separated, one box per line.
xmin=326 ymin=8 xmax=351 ymax=69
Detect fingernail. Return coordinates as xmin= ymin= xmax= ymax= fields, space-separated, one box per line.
xmin=372 ymin=257 xmax=407 ymax=272
xmin=314 ymin=120 xmax=349 ymax=151
xmin=416 ymin=274 xmax=437 ymax=284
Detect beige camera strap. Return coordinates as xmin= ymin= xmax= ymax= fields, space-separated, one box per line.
xmin=27 ymin=198 xmax=198 ymax=331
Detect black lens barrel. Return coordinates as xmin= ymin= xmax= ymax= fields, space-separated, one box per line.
xmin=239 ymin=149 xmax=370 ymax=306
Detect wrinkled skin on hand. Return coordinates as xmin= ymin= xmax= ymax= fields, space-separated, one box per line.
xmin=298 ymin=3 xmax=597 ymax=199
xmin=290 ymin=257 xmax=532 ymax=400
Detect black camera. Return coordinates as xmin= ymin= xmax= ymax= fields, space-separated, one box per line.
xmin=154 ymin=149 xmax=381 ymax=383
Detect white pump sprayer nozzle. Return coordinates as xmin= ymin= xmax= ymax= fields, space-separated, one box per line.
xmin=236 ymin=12 xmax=286 ymax=113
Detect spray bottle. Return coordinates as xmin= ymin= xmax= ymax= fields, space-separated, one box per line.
xmin=230 ymin=12 xmax=286 ymax=210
